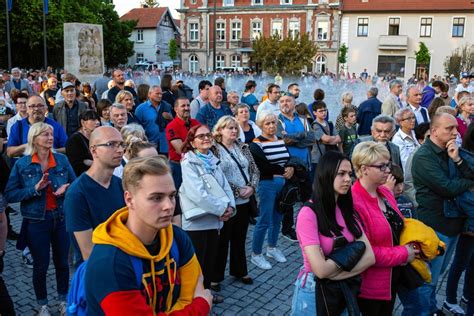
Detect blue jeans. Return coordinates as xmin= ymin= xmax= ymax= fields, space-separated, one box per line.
xmin=446 ymin=234 xmax=474 ymax=304
xmin=252 ymin=177 xmax=285 ymax=254
xmin=169 ymin=161 xmax=182 ymax=190
xmin=402 ymin=231 xmax=458 ymax=315
xmin=27 ymin=210 xmax=70 ymax=305
xmin=291 ymin=270 xmax=316 ymax=315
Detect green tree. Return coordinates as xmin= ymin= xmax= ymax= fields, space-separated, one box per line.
xmin=444 ymin=44 xmax=474 ymax=78
xmin=415 ymin=42 xmax=431 ymax=65
xmin=251 ymin=33 xmax=317 ymax=75
xmin=338 ymin=43 xmax=348 ymax=65
xmin=141 ymin=0 xmax=159 ymax=7
xmin=168 ymin=38 xmax=178 ymax=61
xmin=0 ymin=0 xmax=135 ymax=68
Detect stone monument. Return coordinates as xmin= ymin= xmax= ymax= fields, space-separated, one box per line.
xmin=64 ymin=23 xmax=104 ymax=83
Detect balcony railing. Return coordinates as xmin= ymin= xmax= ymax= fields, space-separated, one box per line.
xmin=378 ymin=35 xmax=408 ymax=50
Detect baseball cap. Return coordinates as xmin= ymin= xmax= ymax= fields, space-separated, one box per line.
xmin=62 ymin=82 xmax=75 ymax=89
xmin=461 ymin=72 xmax=469 ymax=78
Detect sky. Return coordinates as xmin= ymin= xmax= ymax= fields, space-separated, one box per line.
xmin=113 ymin=0 xmax=181 ymax=18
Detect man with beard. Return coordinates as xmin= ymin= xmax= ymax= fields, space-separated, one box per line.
xmin=7 ymin=96 xmax=67 ymax=158
xmin=107 ymin=69 xmax=138 ymax=105
xmin=4 ymin=67 xmax=32 ymax=95
xmin=64 ymin=126 xmax=126 ymax=264
xmin=166 ymin=97 xmax=200 ymax=189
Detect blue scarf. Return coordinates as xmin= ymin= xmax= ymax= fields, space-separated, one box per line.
xmin=195 ymin=150 xmax=214 ymax=173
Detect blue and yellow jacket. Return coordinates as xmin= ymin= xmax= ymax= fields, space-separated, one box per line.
xmin=85 ymin=207 xmax=209 ymax=315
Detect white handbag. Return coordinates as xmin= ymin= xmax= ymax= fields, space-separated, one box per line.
xmin=179 ymin=165 xmax=229 ymax=220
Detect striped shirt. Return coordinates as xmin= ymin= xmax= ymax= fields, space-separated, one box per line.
xmin=254 ymin=136 xmax=290 ymax=167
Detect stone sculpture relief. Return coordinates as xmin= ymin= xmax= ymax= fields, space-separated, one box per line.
xmin=78 ymin=26 xmax=103 ymax=74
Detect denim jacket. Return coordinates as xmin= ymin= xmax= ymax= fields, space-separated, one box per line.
xmin=4 ymin=153 xmax=76 ymax=220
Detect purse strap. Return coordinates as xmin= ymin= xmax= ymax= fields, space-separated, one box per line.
xmin=219 ymin=143 xmax=250 ymax=185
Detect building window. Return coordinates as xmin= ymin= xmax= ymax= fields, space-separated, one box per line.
xmin=216 ymin=55 xmax=225 ymax=68
xmin=420 ymin=18 xmax=432 ymax=37
xmin=289 ymin=21 xmax=300 ymax=39
xmin=136 ymin=53 xmax=144 ymax=63
xmin=137 ymin=29 xmax=144 ymax=42
xmin=189 ymin=23 xmax=199 ymax=41
xmin=315 ymin=55 xmax=327 ymax=73
xmin=252 ymin=0 xmax=263 ymax=4
xmin=189 ymin=55 xmax=199 ymax=73
xmin=377 ymin=55 xmax=406 ymax=77
xmin=357 ymin=18 xmax=369 ymax=37
xmin=272 ymin=20 xmax=283 ymax=37
xmin=452 ymin=17 xmax=465 ymax=37
xmin=317 ymin=20 xmax=329 ymax=40
xmin=252 ymin=21 xmax=262 ymax=40
xmin=223 ymin=0 xmax=234 ymax=6
xmin=281 ymin=0 xmax=292 ymax=4
xmin=231 ymin=55 xmax=241 ymax=67
xmin=388 ymin=17 xmax=400 ymax=36
xmin=190 ymin=0 xmax=197 ymax=4
xmin=231 ymin=21 xmax=241 ymax=41
xmin=216 ymin=22 xmax=225 ymax=41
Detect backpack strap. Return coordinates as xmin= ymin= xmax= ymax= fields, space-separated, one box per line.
xmin=128 ymin=255 xmax=144 ymax=288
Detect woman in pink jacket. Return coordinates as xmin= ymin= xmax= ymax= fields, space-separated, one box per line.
xmin=351 ymin=141 xmax=419 ymax=315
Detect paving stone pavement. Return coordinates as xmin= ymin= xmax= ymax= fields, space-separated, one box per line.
xmin=2 ymin=204 xmax=465 ymax=315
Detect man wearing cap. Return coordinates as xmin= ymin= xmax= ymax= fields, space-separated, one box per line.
xmin=53 ymin=82 xmax=88 ymax=137
xmin=454 ymin=72 xmax=474 ymax=105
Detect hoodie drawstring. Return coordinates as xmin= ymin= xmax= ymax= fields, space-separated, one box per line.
xmin=165 ymin=253 xmax=177 ymax=311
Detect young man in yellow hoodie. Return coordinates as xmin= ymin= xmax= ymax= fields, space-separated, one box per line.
xmin=85 ymin=156 xmax=212 ymax=315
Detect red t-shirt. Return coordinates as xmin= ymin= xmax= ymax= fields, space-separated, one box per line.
xmin=32 ymin=151 xmax=57 ymax=211
xmin=165 ymin=117 xmax=200 ymax=162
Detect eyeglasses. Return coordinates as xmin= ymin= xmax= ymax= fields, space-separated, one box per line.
xmin=401 ymin=116 xmax=416 ymax=121
xmin=194 ymin=133 xmax=213 ymax=140
xmin=94 ymin=141 xmax=126 ymax=149
xmin=28 ymin=104 xmax=45 ymax=109
xmin=17 ymin=101 xmax=27 ymax=105
xmin=316 ymin=109 xmax=328 ymax=113
xmin=368 ymin=162 xmax=392 ymax=172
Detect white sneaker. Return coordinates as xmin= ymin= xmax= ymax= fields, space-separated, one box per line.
xmin=38 ymin=305 xmax=51 ymax=316
xmin=58 ymin=301 xmax=67 ymax=316
xmin=442 ymin=301 xmax=465 ymax=315
xmin=251 ymin=254 xmax=272 ymax=270
xmin=266 ymin=247 xmax=287 ymax=263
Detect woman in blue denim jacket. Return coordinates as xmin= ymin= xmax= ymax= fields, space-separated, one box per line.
xmin=4 ymin=122 xmax=76 ymax=315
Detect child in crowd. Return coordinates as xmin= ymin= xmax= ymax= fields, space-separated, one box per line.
xmin=338 ymin=107 xmax=358 ymax=156
xmin=391 ymin=164 xmax=417 ymax=219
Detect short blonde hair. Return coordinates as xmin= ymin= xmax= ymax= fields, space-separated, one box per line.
xmin=351 ymin=141 xmax=390 ymax=178
xmin=341 ymin=91 xmax=353 ymax=103
xmin=25 ymin=122 xmax=54 ymax=155
xmin=122 ymin=156 xmax=171 ymax=193
xmin=212 ymin=115 xmax=239 ymax=143
xmin=115 ymin=90 xmax=134 ymax=104
xmin=256 ymin=110 xmax=277 ymax=128
xmin=435 ymin=105 xmax=456 ymax=116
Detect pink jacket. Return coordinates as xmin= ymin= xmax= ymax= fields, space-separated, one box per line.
xmin=352 ymin=180 xmax=408 ymax=300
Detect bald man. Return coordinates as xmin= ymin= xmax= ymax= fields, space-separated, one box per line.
xmin=64 ymin=126 xmax=126 ymax=264
xmin=411 ymin=113 xmax=474 ymax=314
xmin=196 ymin=85 xmax=233 ymax=130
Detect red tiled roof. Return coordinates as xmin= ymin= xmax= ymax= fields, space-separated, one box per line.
xmin=120 ymin=7 xmax=167 ymax=29
xmin=342 ymin=0 xmax=474 ymax=12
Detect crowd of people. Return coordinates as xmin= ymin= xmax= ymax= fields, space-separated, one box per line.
xmin=0 ymin=66 xmax=473 ymax=316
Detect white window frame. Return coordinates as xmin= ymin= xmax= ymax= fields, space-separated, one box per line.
xmin=272 ymin=19 xmax=283 ymax=37
xmin=252 ymin=0 xmax=263 ymax=4
xmin=281 ymin=0 xmax=292 ymax=4
xmin=315 ymin=55 xmax=327 ymax=73
xmin=136 ymin=29 xmax=144 ymax=42
xmin=216 ymin=55 xmax=225 ymax=68
xmin=419 ymin=17 xmax=433 ymax=38
xmin=231 ymin=21 xmax=242 ymax=41
xmin=231 ymin=55 xmax=241 ymax=67
xmin=216 ymin=21 xmax=226 ymax=41
xmin=288 ymin=20 xmax=300 ymax=39
xmin=223 ymin=0 xmax=234 ymax=6
xmin=452 ymin=16 xmax=466 ymax=38
xmin=317 ymin=19 xmax=329 ymax=41
xmin=357 ymin=17 xmax=369 ymax=37
xmin=189 ymin=55 xmax=199 ymax=73
xmin=136 ymin=53 xmax=144 ymax=63
xmin=388 ymin=16 xmax=401 ymax=36
xmin=189 ymin=22 xmax=199 ymax=41
xmin=251 ymin=20 xmax=263 ymax=40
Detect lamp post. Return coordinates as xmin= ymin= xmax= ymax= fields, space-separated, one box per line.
xmin=213 ymin=0 xmax=217 ymax=72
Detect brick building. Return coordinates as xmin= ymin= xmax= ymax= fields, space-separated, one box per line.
xmin=178 ymin=0 xmax=341 ymax=73
xmin=341 ymin=0 xmax=474 ymax=80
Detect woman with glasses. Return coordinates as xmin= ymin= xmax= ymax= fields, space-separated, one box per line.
xmin=66 ymin=110 xmax=100 ymax=176
xmin=351 ymin=141 xmax=419 ymax=316
xmin=392 ymin=108 xmax=420 ymax=172
xmin=5 ymin=122 xmax=76 ymax=315
xmin=179 ymin=124 xmax=235 ymax=304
